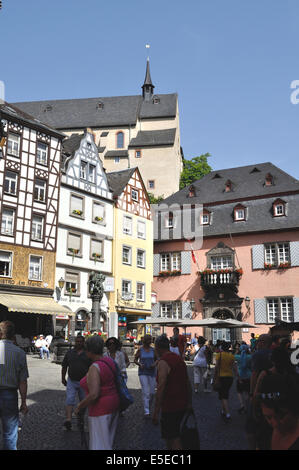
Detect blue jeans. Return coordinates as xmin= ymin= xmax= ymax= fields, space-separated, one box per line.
xmin=0 ymin=389 xmax=19 ymax=450
xmin=40 ymin=346 xmax=49 ymax=359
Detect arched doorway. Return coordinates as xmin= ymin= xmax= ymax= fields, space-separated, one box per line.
xmin=75 ymin=310 xmax=89 ymax=334
xmin=212 ymin=309 xmax=234 ymax=344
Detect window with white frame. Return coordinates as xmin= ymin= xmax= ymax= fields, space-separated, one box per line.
xmin=0 ymin=251 xmax=12 ymax=277
xmin=210 ymin=256 xmax=233 ymax=270
xmin=93 ymin=202 xmax=105 ymax=223
xmin=80 ymin=161 xmax=87 ymax=179
xmin=137 ymin=249 xmax=145 ymax=268
xmin=137 ymin=220 xmax=146 ymax=239
xmin=264 ymin=242 xmax=290 ymax=267
xmin=91 ymin=239 xmax=103 ymax=260
xmin=267 ymin=297 xmax=293 ymax=323
xmin=234 ymin=207 xmax=246 ymax=221
xmin=7 ymin=133 xmax=20 ymax=157
xmin=67 ymin=232 xmax=81 ymax=255
xmin=1 ymin=209 xmax=15 ymax=235
xmin=123 ymin=216 xmax=132 ymax=235
xmin=31 ymin=216 xmax=44 ymax=241
xmin=136 ymin=282 xmax=145 ymax=302
xmin=275 ymin=204 xmax=285 ymax=216
xmin=4 ymin=171 xmax=18 ymax=195
xmin=131 ymin=189 xmax=139 ymax=202
xmin=122 ymin=280 xmax=132 ymax=299
xmin=70 ymin=194 xmax=84 ymax=217
xmin=65 ymin=271 xmax=80 ymax=296
xmin=160 ymin=252 xmax=181 ymax=272
xmin=34 ymin=179 xmax=46 ymax=202
xmin=122 ymin=246 xmax=132 ymax=265
xmin=29 ymin=255 xmax=42 ymax=280
xmin=88 ymin=164 xmax=96 ymax=184
xmin=160 ymin=302 xmax=182 ymax=319
xmin=165 ymin=212 xmax=174 ymax=228
xmin=36 ymin=142 xmax=48 ymax=165
xmin=201 ymin=213 xmax=210 ymax=225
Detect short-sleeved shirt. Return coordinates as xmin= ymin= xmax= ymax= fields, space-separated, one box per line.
xmin=0 ymin=340 xmax=29 ymax=389
xmin=62 ymin=348 xmax=92 ymax=382
xmin=216 ymin=352 xmax=235 ymax=377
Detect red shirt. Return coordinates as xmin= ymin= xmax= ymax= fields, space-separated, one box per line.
xmin=177 ymin=334 xmax=187 ymax=357
xmin=160 ymin=351 xmax=189 ymax=413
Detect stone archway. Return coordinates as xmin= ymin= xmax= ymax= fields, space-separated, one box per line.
xmin=212 ymin=309 xmax=234 ymax=320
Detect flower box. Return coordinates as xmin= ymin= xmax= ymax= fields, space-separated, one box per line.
xmin=94 ymin=216 xmax=103 ymax=222
xmin=264 ymin=263 xmax=274 ymax=270
xmin=68 ymin=248 xmax=80 ymax=255
xmin=73 ymin=210 xmax=83 ymax=216
xmin=277 ymin=262 xmax=291 ymax=270
xmin=92 ymin=252 xmax=102 ymax=260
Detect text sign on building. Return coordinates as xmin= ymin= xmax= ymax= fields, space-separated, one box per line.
xmin=104 ymin=277 xmax=114 ymax=292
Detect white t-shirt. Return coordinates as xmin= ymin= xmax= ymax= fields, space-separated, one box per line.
xmin=193 ymin=345 xmax=207 ymax=367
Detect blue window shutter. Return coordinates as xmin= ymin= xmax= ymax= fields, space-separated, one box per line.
xmin=153 ymin=254 xmax=160 ymax=276
xmin=290 ymin=242 xmax=299 ymax=267
xmin=181 ymin=251 xmax=191 ymax=274
xmin=254 ymin=298 xmax=267 ymax=324
xmin=152 ymin=302 xmax=160 ymax=318
xmin=252 ymin=245 xmax=265 ymax=270
xmin=293 ymin=298 xmax=299 ymax=322
xmin=182 ymin=301 xmax=192 ymax=319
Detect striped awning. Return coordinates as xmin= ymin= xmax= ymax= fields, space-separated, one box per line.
xmin=0 ymin=294 xmax=75 ymax=316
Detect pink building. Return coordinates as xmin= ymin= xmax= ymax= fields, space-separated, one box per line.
xmin=152 ymin=163 xmax=299 ymax=344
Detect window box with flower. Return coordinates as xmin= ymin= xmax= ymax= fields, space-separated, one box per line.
xmin=92 ymin=252 xmax=102 ymax=261
xmin=72 ymin=210 xmax=83 ymax=216
xmin=264 ymin=263 xmax=274 ymax=270
xmin=94 ymin=216 xmax=103 ymax=222
xmin=277 ymin=262 xmax=291 ymax=270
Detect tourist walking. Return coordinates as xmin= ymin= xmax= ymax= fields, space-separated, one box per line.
xmin=172 ymin=327 xmax=187 ymax=359
xmin=61 ymin=335 xmax=92 ymax=431
xmin=0 ymin=321 xmax=29 ymax=450
xmin=191 ymin=336 xmax=210 ymax=393
xmin=234 ymin=344 xmax=251 ymax=413
xmin=152 ymin=334 xmax=192 ymax=450
xmin=74 ymin=335 xmax=119 ymax=450
xmin=134 ymin=335 xmax=157 ymax=418
xmin=213 ymin=341 xmax=239 ymax=422
xmin=104 ymin=337 xmax=130 ymax=384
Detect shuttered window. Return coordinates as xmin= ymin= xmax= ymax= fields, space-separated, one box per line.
xmin=65 ymin=271 xmax=80 ymax=295
xmin=93 ymin=202 xmax=105 ymax=222
xmin=67 ymin=233 xmax=81 ymax=254
xmin=70 ymin=195 xmax=84 ymax=215
xmin=91 ymin=239 xmax=103 ymax=259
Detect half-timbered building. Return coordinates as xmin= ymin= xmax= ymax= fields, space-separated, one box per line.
xmin=55 ymin=131 xmax=114 ymax=337
xmin=0 ymin=102 xmax=71 ymax=337
xmin=106 ymin=167 xmax=153 ymax=341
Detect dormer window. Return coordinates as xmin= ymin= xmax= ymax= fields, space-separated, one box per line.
xmin=225 ymin=180 xmax=232 ymax=192
xmin=97 ymin=101 xmax=104 ymax=110
xmin=201 ymin=210 xmax=211 ymax=225
xmin=234 ymin=204 xmax=246 ymax=221
xmin=188 ymin=185 xmax=195 ymax=198
xmin=273 ymin=199 xmax=286 ymax=217
xmin=265 ymin=173 xmax=274 ymax=186
xmin=165 ymin=212 xmax=174 ymax=228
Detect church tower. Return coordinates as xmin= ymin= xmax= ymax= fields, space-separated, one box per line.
xmin=142 ymin=58 xmax=155 ymax=101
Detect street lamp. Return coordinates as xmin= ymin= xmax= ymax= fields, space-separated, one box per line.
xmin=58 ymin=277 xmax=65 ymax=290
xmin=189 ymin=298 xmax=196 ymax=311
xmin=244 ymin=296 xmax=250 ymax=318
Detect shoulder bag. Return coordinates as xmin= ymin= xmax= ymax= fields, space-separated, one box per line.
xmin=98 ymin=358 xmax=134 ymax=412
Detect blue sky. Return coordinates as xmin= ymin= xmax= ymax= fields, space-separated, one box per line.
xmin=1 ymin=0 xmax=299 ymax=178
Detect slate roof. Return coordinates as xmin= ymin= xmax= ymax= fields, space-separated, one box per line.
xmin=105 ymin=150 xmax=129 ymax=158
xmin=0 ymin=102 xmax=64 ymax=138
xmin=106 ymin=167 xmax=137 ymax=197
xmin=62 ymin=133 xmax=85 ymax=155
xmin=129 ymin=128 xmax=176 ymax=148
xmin=155 ymin=163 xmax=299 ymax=240
xmin=13 ymin=94 xmax=177 ymax=130
xmin=162 ymin=163 xmax=299 ymax=206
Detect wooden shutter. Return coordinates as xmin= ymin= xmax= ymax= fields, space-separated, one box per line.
xmin=153 ymin=254 xmax=160 ymax=276
xmin=152 ymin=302 xmax=160 ymax=318
xmin=290 ymin=242 xmax=299 ymax=267
xmin=293 ymin=298 xmax=299 ymax=322
xmin=182 ymin=301 xmax=192 ymax=319
xmin=181 ymin=251 xmax=191 ymax=274
xmin=252 ymin=245 xmax=265 ymax=270
xmin=254 ymin=298 xmax=267 ymax=323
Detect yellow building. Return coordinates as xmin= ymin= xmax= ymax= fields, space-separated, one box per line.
xmin=107 ymin=167 xmax=153 ymax=341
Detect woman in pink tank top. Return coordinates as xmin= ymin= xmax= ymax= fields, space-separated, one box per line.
xmin=74 ymin=335 xmax=119 ymax=450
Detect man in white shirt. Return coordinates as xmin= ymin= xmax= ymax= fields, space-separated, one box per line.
xmin=35 ymin=335 xmax=50 ymax=359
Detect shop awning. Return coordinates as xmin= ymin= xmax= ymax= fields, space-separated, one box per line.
xmin=0 ymin=294 xmax=75 ymax=316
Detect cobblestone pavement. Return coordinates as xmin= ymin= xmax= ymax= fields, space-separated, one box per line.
xmin=3 ymin=355 xmax=248 ymax=450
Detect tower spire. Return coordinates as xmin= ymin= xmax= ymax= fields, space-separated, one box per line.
xmin=142 ymin=57 xmax=155 ymax=101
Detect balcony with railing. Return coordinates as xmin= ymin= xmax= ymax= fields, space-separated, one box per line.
xmin=199 ymin=269 xmax=243 ymax=288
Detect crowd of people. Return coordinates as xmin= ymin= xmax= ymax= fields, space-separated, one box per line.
xmin=1 ymin=319 xmax=299 ymax=451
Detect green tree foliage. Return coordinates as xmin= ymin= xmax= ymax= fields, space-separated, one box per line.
xmin=148 ymin=193 xmax=165 ymax=204
xmin=179 ymin=153 xmax=212 ymax=189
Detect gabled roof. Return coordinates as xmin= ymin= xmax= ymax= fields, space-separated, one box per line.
xmin=0 ymin=101 xmax=64 ymax=138
xmin=106 ymin=167 xmax=137 ymax=197
xmin=13 ymin=93 xmax=177 ymax=130
xmin=162 ymin=162 xmax=299 ymax=206
xmin=62 ymin=133 xmax=85 ymax=155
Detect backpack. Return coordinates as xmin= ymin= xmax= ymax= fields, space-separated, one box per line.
xmin=99 ymin=358 xmax=134 ymax=412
